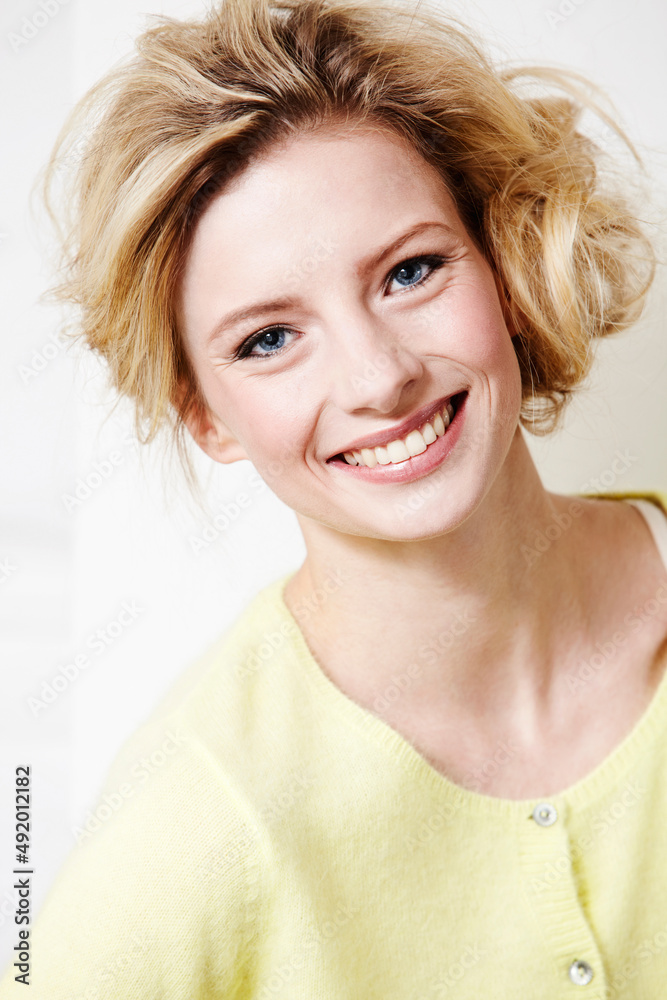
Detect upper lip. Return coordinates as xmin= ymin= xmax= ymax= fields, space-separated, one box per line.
xmin=328 ymin=390 xmax=466 ymax=460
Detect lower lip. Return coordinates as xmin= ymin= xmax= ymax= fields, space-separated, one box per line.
xmin=327 ymin=392 xmax=468 ymax=485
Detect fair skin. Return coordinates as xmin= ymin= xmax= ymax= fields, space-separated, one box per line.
xmin=175 ymin=122 xmax=667 ymax=799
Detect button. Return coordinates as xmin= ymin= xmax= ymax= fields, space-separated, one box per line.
xmin=532 ymin=802 xmax=558 ymax=826
xmin=569 ymin=959 xmax=594 ymax=985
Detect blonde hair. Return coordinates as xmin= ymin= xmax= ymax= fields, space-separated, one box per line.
xmin=39 ymin=0 xmax=655 ymax=499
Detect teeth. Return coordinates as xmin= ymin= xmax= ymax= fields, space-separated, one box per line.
xmin=432 ymin=412 xmax=445 ymax=437
xmin=341 ymin=399 xmax=458 ymax=468
xmin=422 ymin=422 xmax=437 ymax=445
xmin=386 ymin=439 xmax=411 ymax=463
xmin=405 ymin=429 xmax=428 ymax=457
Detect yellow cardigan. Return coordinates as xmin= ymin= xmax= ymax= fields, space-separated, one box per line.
xmin=2 ymin=489 xmax=666 ymax=999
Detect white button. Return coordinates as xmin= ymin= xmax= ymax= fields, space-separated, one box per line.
xmin=569 ymin=959 xmax=594 ymax=985
xmin=532 ymin=802 xmax=558 ymax=826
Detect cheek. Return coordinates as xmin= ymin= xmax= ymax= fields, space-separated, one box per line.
xmin=441 ymin=286 xmax=515 ymax=373
xmin=231 ymin=385 xmax=313 ymax=468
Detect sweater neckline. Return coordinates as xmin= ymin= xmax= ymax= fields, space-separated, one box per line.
xmin=266 ymin=493 xmax=667 ymax=820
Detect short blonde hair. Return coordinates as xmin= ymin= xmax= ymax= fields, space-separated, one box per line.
xmin=40 ymin=0 xmax=655 ymax=497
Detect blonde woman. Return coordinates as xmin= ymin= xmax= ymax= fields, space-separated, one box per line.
xmin=2 ymin=0 xmax=667 ymax=996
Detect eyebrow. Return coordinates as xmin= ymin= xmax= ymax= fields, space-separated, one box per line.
xmin=204 ymin=219 xmax=456 ymax=347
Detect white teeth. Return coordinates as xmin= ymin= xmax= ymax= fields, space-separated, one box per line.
xmin=422 ymin=422 xmax=437 ymax=445
xmin=386 ymin=439 xmax=411 ymax=463
xmin=405 ymin=429 xmax=428 ymax=457
xmin=340 ymin=399 xmax=458 ymax=468
xmin=432 ymin=412 xmax=445 ymax=437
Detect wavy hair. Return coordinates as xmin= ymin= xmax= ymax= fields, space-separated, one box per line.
xmin=38 ymin=0 xmax=656 ymax=499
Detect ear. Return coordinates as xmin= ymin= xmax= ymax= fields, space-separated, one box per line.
xmin=175 ymin=381 xmax=249 ymax=465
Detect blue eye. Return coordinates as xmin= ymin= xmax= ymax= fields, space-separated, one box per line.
xmin=234 ymin=326 xmax=296 ymax=360
xmin=233 ymin=253 xmax=447 ymax=360
xmin=387 ymin=254 xmax=446 ymax=293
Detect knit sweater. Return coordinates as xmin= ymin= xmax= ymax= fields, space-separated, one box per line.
xmin=2 ymin=489 xmax=667 ymax=999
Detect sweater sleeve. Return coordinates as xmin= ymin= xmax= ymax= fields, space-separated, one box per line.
xmin=0 ymin=717 xmax=263 ymax=1000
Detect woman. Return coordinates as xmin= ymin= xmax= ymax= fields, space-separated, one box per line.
xmin=3 ymin=0 xmax=666 ymax=995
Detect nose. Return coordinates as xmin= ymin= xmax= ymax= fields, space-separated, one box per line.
xmin=325 ymin=303 xmax=425 ymax=415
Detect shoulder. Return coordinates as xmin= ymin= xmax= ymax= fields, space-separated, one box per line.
xmin=574 ymin=490 xmax=667 ymax=654
xmin=10 ymin=713 xmax=265 ymax=999
xmin=554 ymin=489 xmax=667 ymax=643
xmin=0 ymin=579 xmax=299 ymax=1000
xmin=574 ymin=488 xmax=667 ymax=575
xmin=75 ymin=570 xmax=299 ymax=850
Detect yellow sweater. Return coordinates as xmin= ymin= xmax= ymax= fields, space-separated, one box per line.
xmin=2 ymin=489 xmax=667 ymax=999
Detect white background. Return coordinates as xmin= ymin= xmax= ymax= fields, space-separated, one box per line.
xmin=0 ymin=0 xmax=666 ymax=968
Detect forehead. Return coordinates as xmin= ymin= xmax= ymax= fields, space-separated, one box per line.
xmin=175 ymin=123 xmax=469 ymax=342
xmin=186 ymin=122 xmax=461 ymax=251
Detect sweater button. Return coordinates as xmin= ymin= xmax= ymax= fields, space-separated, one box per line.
xmin=532 ymin=802 xmax=558 ymax=826
xmin=569 ymin=960 xmax=594 ymax=985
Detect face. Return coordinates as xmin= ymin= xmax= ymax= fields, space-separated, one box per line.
xmin=175 ymin=123 xmax=523 ymax=540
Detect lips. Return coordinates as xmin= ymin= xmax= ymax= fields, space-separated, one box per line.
xmin=326 ymin=390 xmax=468 ymax=463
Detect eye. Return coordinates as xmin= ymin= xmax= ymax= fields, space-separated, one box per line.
xmin=232 ymin=253 xmax=448 ymax=361
xmin=386 ymin=254 xmax=447 ymax=294
xmin=233 ymin=325 xmax=299 ymax=361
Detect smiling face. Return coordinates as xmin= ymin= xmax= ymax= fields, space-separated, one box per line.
xmin=175 ymin=122 xmax=524 ymax=540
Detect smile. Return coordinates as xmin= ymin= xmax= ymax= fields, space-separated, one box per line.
xmin=327 ymin=390 xmax=469 ymax=484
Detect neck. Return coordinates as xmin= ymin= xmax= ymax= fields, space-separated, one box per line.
xmin=283 ymin=430 xmax=602 ymax=730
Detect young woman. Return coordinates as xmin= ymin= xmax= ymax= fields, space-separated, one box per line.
xmin=3 ymin=0 xmax=666 ymax=996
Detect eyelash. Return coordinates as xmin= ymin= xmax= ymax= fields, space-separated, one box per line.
xmin=232 ymin=253 xmax=448 ymax=361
